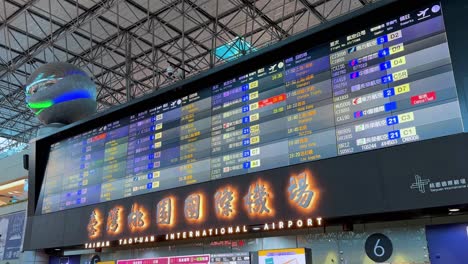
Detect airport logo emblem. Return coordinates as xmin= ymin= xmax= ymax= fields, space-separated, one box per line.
xmin=410 ymin=175 xmax=430 ymax=193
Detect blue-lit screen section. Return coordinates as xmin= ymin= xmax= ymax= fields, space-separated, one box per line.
xmin=330 ymin=4 xmax=463 ymax=154
xmin=36 ymin=2 xmax=464 ymax=214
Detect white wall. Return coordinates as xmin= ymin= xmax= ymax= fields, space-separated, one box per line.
xmin=0 ymin=150 xmax=28 ymax=183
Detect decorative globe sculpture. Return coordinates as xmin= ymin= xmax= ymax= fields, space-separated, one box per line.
xmin=25 ymin=62 xmax=97 ymax=125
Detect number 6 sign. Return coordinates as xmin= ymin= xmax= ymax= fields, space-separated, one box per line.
xmin=365 ymin=233 xmax=393 ymax=262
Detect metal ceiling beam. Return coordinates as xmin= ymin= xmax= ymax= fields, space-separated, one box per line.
xmin=64 ymin=0 xmax=195 ymax=81
xmin=297 ymin=0 xmax=327 ymax=23
xmin=182 ymin=0 xmax=238 ymax=37
xmin=101 ymin=0 xmax=338 ymax=87
xmin=0 ymin=43 xmax=47 ymax=65
xmin=0 ymin=103 xmax=29 ymax=117
xmin=3 ymin=24 xmax=151 ymax=88
xmin=3 ymin=0 xmax=154 ymax=73
xmin=0 ymin=116 xmax=37 ymax=131
xmin=0 ymin=0 xmax=126 ymax=101
xmin=92 ymin=3 xmax=245 ymax=82
xmin=239 ymin=0 xmax=289 ymax=39
xmin=2 ymin=0 xmax=158 ymax=106
xmin=0 ymin=112 xmax=37 ymax=131
xmin=0 ymin=0 xmax=41 ymax=112
xmin=4 ymin=0 xmax=119 ymax=57
xmin=0 ymin=23 xmax=156 ymax=115
xmin=2 ymin=0 xmax=160 ymax=106
xmin=4 ymin=0 xmax=125 ymax=59
xmin=115 ymin=6 xmax=309 ymax=86
xmin=60 ymin=0 xmax=194 ymax=71
xmin=126 ymin=0 xmax=212 ymax=52
xmin=0 ymin=0 xmax=127 ymax=142
xmin=4 ymin=0 xmax=158 ymax=77
xmin=0 ymin=126 xmax=37 ymax=143
xmin=0 ymin=0 xmax=41 ymax=31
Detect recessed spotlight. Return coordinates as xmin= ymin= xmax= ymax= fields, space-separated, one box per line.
xmin=449 ymin=208 xmax=460 ymax=212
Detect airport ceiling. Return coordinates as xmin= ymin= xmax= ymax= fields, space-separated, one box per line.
xmin=0 ymin=0 xmax=378 ymax=150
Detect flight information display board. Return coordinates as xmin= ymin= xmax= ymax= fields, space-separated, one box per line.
xmin=37 ymin=2 xmax=463 ymax=214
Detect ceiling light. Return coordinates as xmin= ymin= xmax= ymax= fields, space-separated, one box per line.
xmin=0 ymin=179 xmax=25 ymax=191
xmin=449 ymin=208 xmax=460 ymax=212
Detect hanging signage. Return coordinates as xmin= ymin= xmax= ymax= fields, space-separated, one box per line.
xmin=365 ymin=233 xmax=393 ymax=262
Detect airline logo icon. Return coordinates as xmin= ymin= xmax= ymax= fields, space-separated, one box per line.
xmin=352 ymin=97 xmax=362 ymax=105
xmin=349 ymin=59 xmax=359 ymax=67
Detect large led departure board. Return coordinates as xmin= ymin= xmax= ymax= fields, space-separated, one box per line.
xmin=37 ymin=2 xmax=464 ymax=214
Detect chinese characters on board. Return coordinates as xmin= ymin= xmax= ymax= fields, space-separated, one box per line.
xmin=88 ymin=171 xmax=317 ymax=239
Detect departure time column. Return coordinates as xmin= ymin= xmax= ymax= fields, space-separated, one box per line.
xmin=99 ymin=121 xmax=129 ymax=201
xmin=285 ymin=47 xmax=337 ymax=164
xmin=178 ymin=90 xmax=212 ymax=185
